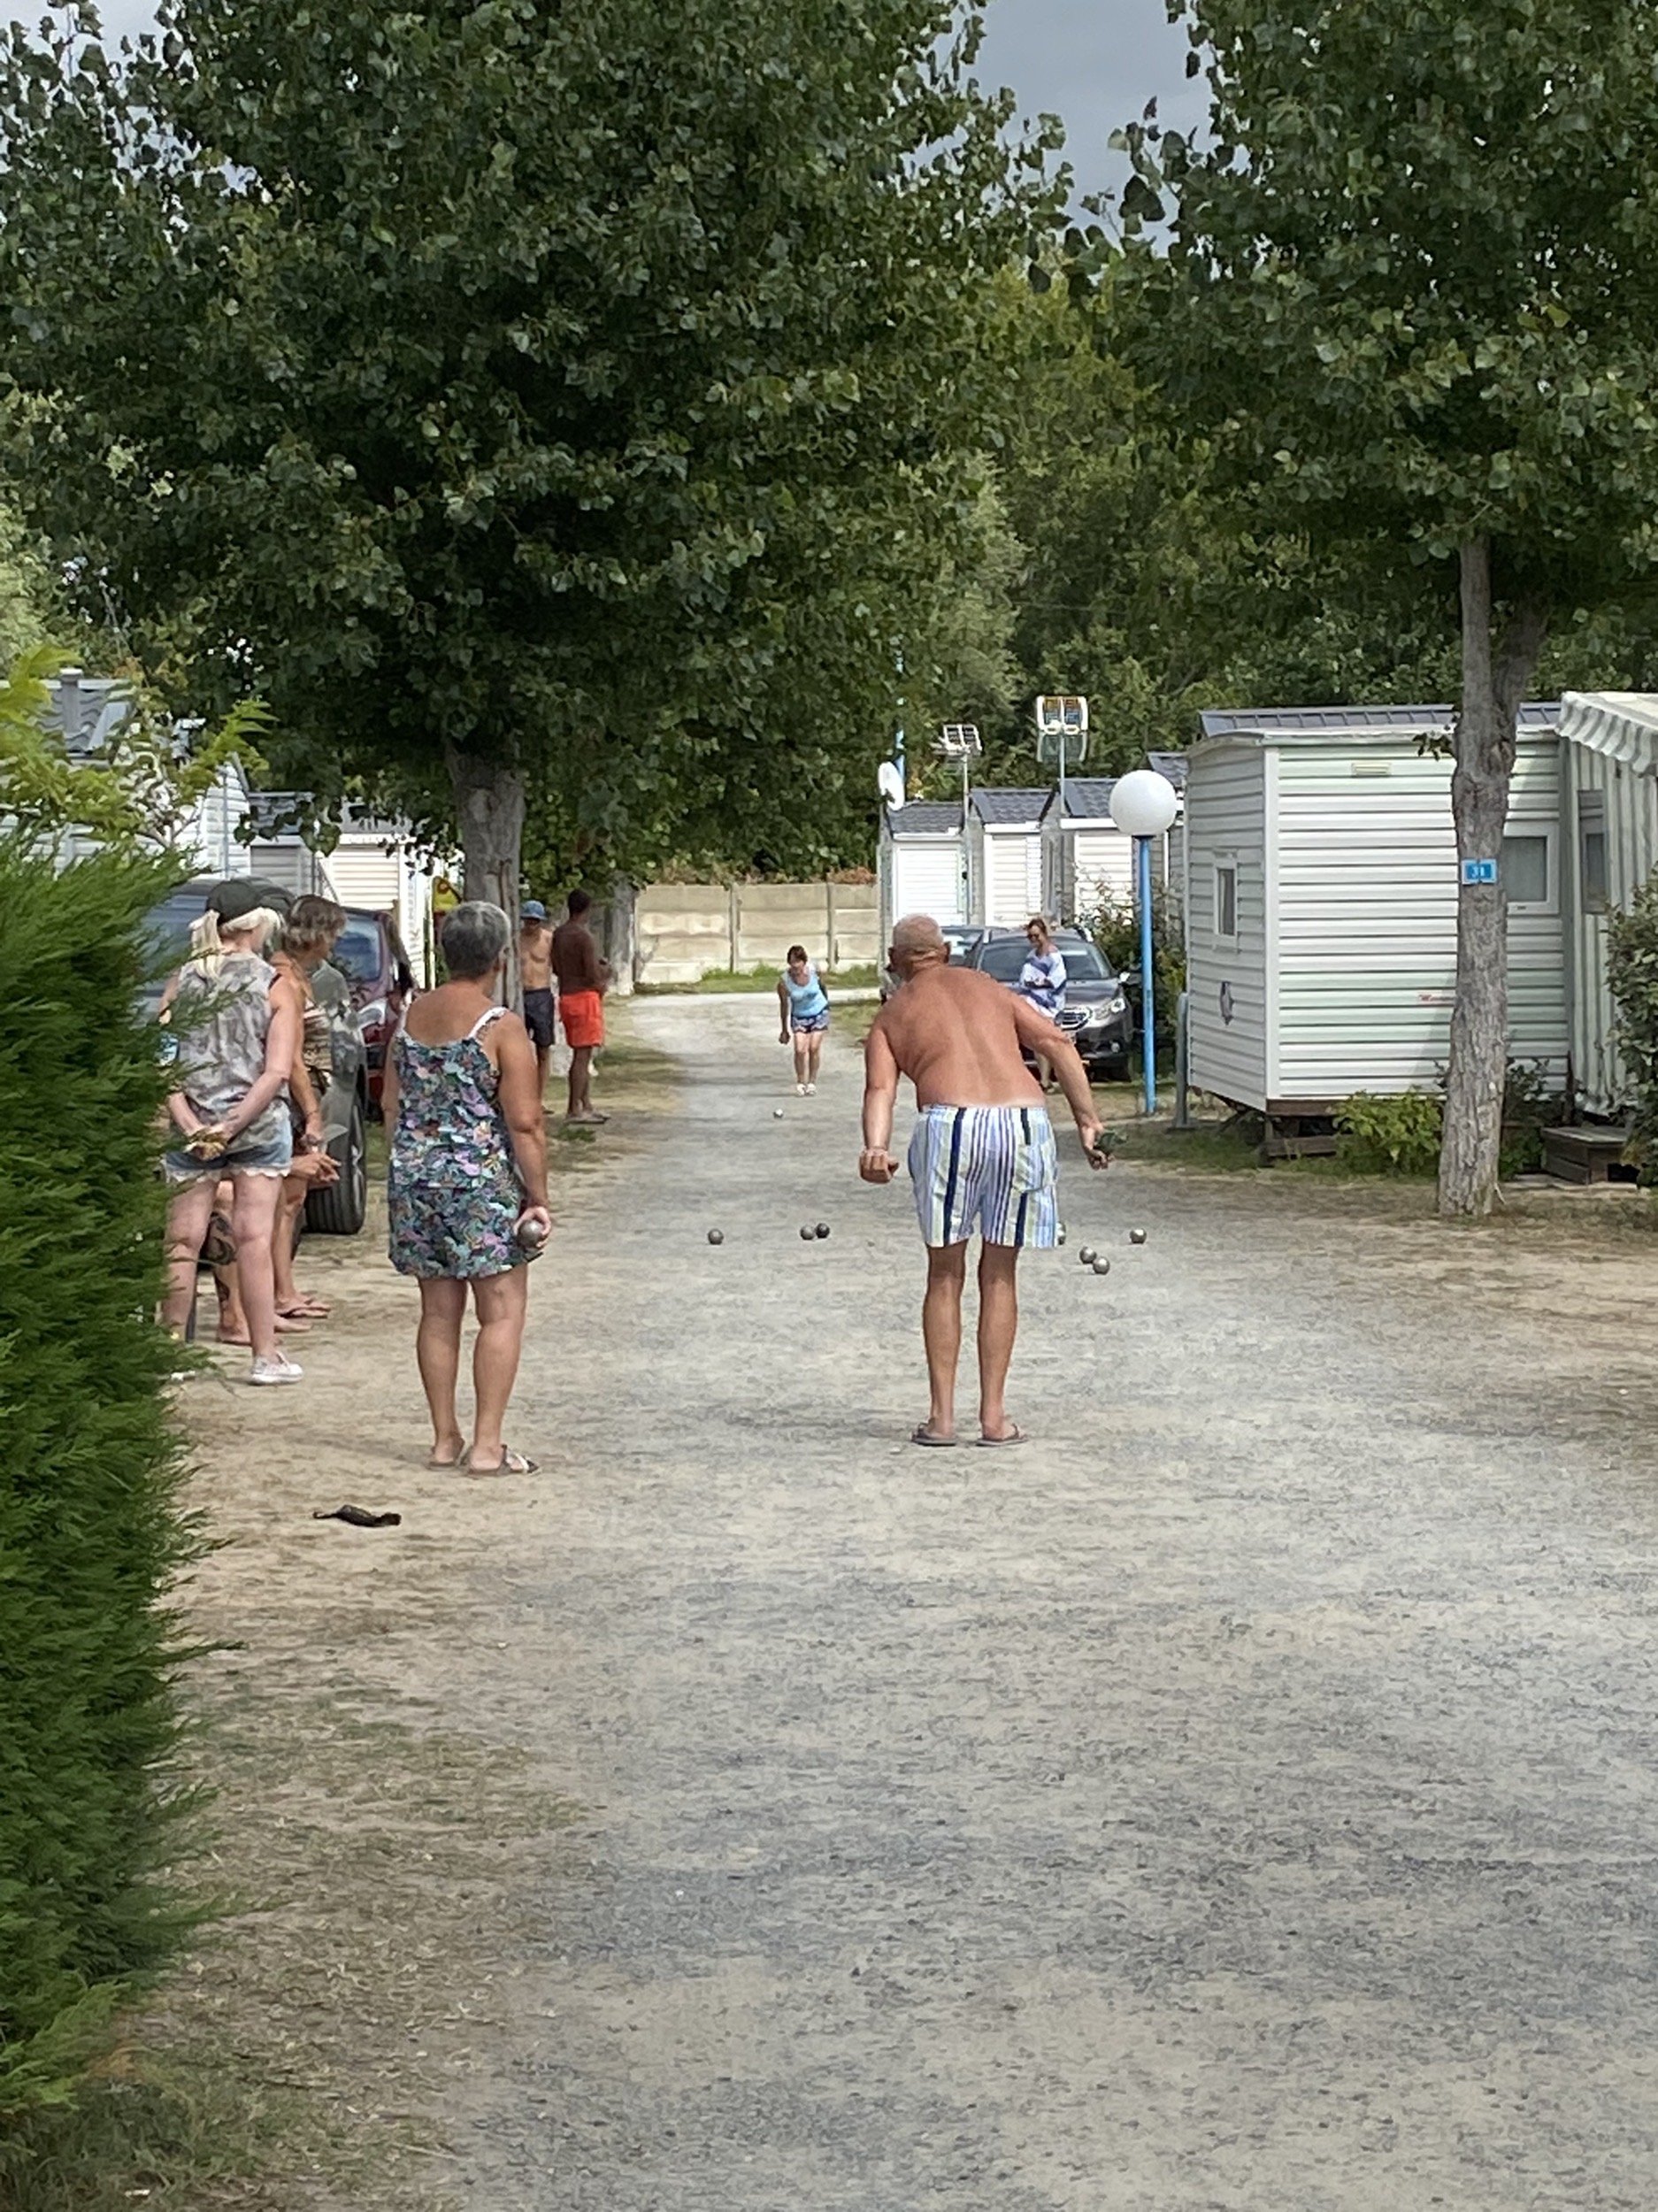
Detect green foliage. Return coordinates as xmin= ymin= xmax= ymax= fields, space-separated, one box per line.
xmin=1084 ymin=882 xmax=1185 ymax=1046
xmin=0 ymin=833 xmax=199 ymax=2117
xmin=1499 ymin=1058 xmax=1554 ymax=1179
xmin=0 ymin=647 xmax=268 ymax=855
xmin=1335 ymin=1090 xmax=1444 ymax=1178
xmin=0 ymin=2 xmax=1058 ymax=884
xmin=1608 ymin=873 xmax=1658 ymax=1186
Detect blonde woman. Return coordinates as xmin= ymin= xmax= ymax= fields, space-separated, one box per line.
xmin=160 ymin=902 xmax=303 ymax=1384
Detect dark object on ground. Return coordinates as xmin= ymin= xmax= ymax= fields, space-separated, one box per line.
xmin=911 ymin=1425 xmax=957 ymax=1448
xmin=799 ymin=1225 xmax=815 ymax=1240
xmin=1092 ymin=1257 xmax=1111 ymax=1277
xmin=708 ymin=1229 xmax=725 ymax=1245
xmin=814 ymin=1222 xmax=831 ymax=1239
xmin=1129 ymin=1227 xmax=1148 ymax=1245
xmin=1078 ymin=1247 xmax=1097 ymax=1266
xmin=312 ymin=1504 xmax=403 ymax=1528
xmin=1057 ymin=1225 xmax=1067 ymax=1245
xmin=773 ymin=1107 xmax=786 ymax=1118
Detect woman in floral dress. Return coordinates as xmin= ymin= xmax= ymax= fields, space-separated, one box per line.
xmin=383 ymin=902 xmax=550 ymax=1475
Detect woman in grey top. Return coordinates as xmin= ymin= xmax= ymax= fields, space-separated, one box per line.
xmin=159 ymin=902 xmax=303 ymax=1385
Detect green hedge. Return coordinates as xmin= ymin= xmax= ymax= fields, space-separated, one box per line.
xmin=0 ymin=833 xmax=197 ymax=2118
xmin=1608 ymin=872 xmax=1658 ymax=1185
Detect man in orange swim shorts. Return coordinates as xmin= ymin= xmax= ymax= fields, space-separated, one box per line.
xmin=551 ymin=889 xmax=610 ymax=1124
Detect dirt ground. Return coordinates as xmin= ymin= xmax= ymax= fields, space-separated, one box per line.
xmin=150 ymin=997 xmax=1658 ymax=2211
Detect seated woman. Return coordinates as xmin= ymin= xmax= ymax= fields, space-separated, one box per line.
xmin=160 ymin=902 xmax=303 ymax=1384
xmin=382 ymin=901 xmax=550 ymax=1476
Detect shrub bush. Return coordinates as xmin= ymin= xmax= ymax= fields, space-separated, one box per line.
xmin=1334 ymin=1088 xmax=1444 ymax=1176
xmin=1608 ymin=872 xmax=1658 ymax=1185
xmin=0 ymin=831 xmax=198 ymax=2118
xmin=1085 ymin=884 xmax=1185 ymax=1049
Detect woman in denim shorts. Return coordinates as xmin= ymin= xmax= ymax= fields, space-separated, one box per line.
xmin=159 ymin=902 xmax=304 ymax=1385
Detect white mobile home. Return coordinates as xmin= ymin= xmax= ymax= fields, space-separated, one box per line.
xmin=1186 ymin=704 xmax=1570 ymax=1119
xmin=1040 ymin=770 xmax=1186 ymax=924
xmin=966 ymin=788 xmax=1047 ymax=927
xmin=878 ymin=800 xmax=965 ymax=948
xmin=1557 ymin=693 xmax=1658 ymax=1118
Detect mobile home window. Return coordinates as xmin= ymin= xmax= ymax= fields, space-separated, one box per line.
xmin=1578 ymin=791 xmax=1609 ymax=912
xmin=1213 ymin=860 xmax=1238 ymax=942
xmin=1501 ymin=830 xmax=1553 ymax=911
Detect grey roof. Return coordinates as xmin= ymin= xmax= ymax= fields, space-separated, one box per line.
xmin=1146 ymin=750 xmax=1188 ymax=791
xmin=1199 ymin=702 xmax=1562 ymax=741
xmin=1052 ymin=777 xmax=1120 ymax=821
xmin=885 ymin=800 xmax=962 ymax=836
xmin=44 ymin=672 xmax=137 ymax=757
xmin=970 ymin=786 xmax=1048 ymax=826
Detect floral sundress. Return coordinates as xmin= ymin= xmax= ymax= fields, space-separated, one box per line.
xmin=388 ymin=1007 xmax=526 ymax=1279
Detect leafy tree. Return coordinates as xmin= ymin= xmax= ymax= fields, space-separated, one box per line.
xmin=0 ymin=1 xmax=1056 ymax=910
xmin=1105 ymin=0 xmax=1658 ymax=1213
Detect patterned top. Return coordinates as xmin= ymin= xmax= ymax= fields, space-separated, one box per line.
xmin=169 ymin=951 xmax=290 ymax=1153
xmin=1017 ymin=946 xmax=1067 ymax=1018
xmin=387 ymin=1008 xmax=527 ymax=1280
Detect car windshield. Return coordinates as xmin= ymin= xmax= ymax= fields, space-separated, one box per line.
xmin=331 ymin=916 xmax=382 ymax=985
xmin=142 ymin=889 xmax=210 ymax=979
xmin=978 ymin=938 xmax=1111 ymax=985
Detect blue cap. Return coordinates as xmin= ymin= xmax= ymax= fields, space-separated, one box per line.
xmin=520 ymin=900 xmax=548 ymax=921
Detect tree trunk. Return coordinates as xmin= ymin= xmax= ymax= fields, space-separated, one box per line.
xmin=1438 ymin=540 xmax=1547 ymax=1218
xmin=446 ymin=746 xmax=525 ymax=1003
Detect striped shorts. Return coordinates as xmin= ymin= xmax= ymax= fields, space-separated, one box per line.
xmin=906 ymin=1104 xmax=1059 ymax=1250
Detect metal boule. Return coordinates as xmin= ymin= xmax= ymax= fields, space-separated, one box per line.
xmin=1092 ymin=1257 xmax=1111 ymax=1276
xmin=1129 ymin=1227 xmax=1148 ymax=1246
xmin=773 ymin=1108 xmax=786 ymax=1118
xmin=1078 ymin=1247 xmax=1097 ymax=1267
xmin=815 ymin=1223 xmax=831 ymax=1240
xmin=708 ymin=1229 xmax=724 ymax=1245
xmin=800 ymin=1225 xmax=815 ymax=1240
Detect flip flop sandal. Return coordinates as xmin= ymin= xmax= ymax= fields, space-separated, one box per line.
xmin=462 ymin=1448 xmax=540 ymax=1478
xmin=979 ymin=1426 xmax=1030 ymax=1447
xmin=910 ymin=1425 xmax=957 ymax=1448
xmin=312 ymin=1505 xmax=403 ymax=1528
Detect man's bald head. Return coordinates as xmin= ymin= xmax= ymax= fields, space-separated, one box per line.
xmin=889 ymin=913 xmax=949 ymax=977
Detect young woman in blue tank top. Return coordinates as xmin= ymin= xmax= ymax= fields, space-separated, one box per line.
xmin=777 ymin=942 xmax=830 ymax=1094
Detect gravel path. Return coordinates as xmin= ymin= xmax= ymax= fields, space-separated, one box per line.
xmin=435 ymin=997 xmax=1658 ymax=2211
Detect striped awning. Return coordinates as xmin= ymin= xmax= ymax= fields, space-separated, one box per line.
xmin=1559 ymin=692 xmax=1658 ymax=773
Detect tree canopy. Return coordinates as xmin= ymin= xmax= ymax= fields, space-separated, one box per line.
xmin=1101 ymin=0 xmax=1658 ymax=1211
xmin=0 ymin=0 xmax=1059 ymax=898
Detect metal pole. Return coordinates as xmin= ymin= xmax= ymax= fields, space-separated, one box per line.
xmin=1139 ymin=833 xmax=1156 ymax=1115
xmin=1172 ymin=989 xmax=1193 ymax=1129
xmin=1057 ymin=727 xmax=1067 ymax=919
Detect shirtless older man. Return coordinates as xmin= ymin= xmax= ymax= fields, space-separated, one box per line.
xmin=861 ymin=914 xmax=1108 ymax=1447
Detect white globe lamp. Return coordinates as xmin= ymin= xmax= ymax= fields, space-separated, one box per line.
xmin=1108 ymin=769 xmax=1179 ymax=1116
xmin=1109 ymin=769 xmax=1179 ymax=839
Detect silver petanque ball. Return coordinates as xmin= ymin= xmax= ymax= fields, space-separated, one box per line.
xmin=815 ymin=1223 xmax=831 ymax=1240
xmin=708 ymin=1229 xmax=725 ymax=1246
xmin=1092 ymin=1256 xmax=1111 ymax=1277
xmin=517 ymin=1217 xmax=549 ymax=1252
xmin=1078 ymin=1246 xmax=1097 ymax=1267
xmin=799 ymin=1225 xmax=815 ymax=1240
xmin=1129 ymin=1227 xmax=1148 ymax=1246
xmin=773 ymin=1107 xmax=786 ymax=1118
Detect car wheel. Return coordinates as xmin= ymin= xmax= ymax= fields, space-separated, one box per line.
xmin=306 ymin=1092 xmax=368 ymax=1236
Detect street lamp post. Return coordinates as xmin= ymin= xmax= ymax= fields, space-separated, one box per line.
xmin=1108 ymin=769 xmax=1180 ymax=1116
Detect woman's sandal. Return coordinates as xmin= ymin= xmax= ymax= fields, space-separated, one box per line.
xmin=910 ymin=1425 xmax=957 ymax=1448
xmin=462 ymin=1448 xmax=539 ymax=1478
xmin=426 ymin=1437 xmax=466 ymax=1469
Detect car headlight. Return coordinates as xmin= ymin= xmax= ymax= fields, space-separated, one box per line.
xmin=1106 ymin=994 xmax=1127 ymax=1016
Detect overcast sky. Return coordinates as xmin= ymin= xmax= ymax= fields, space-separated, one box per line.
xmin=88 ymin=0 xmax=1201 ymax=212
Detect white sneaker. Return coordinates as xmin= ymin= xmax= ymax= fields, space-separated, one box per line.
xmin=795 ymin=1083 xmax=808 ymax=1095
xmin=249 ymin=1354 xmax=304 ymax=1386
xmin=805 ymin=1082 xmax=817 ymax=1095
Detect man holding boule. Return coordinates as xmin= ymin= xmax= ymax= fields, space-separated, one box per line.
xmin=861 ymin=913 xmax=1108 ymax=1448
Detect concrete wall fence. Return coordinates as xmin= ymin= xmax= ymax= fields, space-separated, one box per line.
xmin=635 ymin=880 xmax=879 ymax=987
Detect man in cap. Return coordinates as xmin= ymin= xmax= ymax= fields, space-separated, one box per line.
xmin=518 ymin=900 xmax=557 ymax=1100
xmin=860 ymin=913 xmax=1108 ymax=1447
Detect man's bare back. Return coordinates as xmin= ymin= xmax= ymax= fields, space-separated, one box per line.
xmin=519 ymin=923 xmax=552 ymax=994
xmin=871 ymin=964 xmax=1044 ymax=1109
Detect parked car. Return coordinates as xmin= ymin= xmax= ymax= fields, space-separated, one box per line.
xmin=878 ymin=921 xmax=984 ymax=1001
xmin=329 ymin=907 xmax=417 ymax=1113
xmin=142 ymin=880 xmax=370 ymax=1236
xmin=964 ymin=926 xmax=1134 ymax=1078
